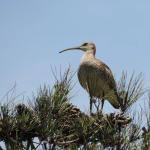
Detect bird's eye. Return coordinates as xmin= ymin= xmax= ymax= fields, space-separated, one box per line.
xmin=83 ymin=43 xmax=88 ymax=46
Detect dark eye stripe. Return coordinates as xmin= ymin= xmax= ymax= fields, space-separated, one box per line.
xmin=83 ymin=43 xmax=88 ymax=46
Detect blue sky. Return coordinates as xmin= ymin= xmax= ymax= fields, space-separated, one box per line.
xmin=0 ymin=0 xmax=150 ymax=148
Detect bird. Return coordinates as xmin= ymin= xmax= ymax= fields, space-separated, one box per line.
xmin=59 ymin=41 xmax=120 ymax=114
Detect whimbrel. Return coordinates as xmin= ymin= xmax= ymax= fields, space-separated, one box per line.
xmin=59 ymin=41 xmax=120 ymax=114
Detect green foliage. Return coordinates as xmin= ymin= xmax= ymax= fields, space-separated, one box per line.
xmin=0 ymin=67 xmax=150 ymax=150
xmin=117 ymin=71 xmax=146 ymax=113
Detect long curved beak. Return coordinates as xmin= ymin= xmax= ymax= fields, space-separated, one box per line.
xmin=59 ymin=46 xmax=81 ymax=53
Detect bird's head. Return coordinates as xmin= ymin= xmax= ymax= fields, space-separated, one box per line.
xmin=59 ymin=41 xmax=96 ymax=55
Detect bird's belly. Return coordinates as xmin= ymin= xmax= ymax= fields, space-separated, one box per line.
xmin=78 ymin=64 xmax=117 ymax=101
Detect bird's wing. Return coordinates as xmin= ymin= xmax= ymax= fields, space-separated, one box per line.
xmin=95 ymin=59 xmax=119 ymax=108
xmin=95 ymin=58 xmax=113 ymax=75
xmin=94 ymin=59 xmax=117 ymax=90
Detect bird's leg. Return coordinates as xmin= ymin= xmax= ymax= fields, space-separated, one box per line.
xmin=97 ymin=98 xmax=100 ymax=111
xmin=101 ymin=92 xmax=105 ymax=111
xmin=90 ymin=98 xmax=92 ymax=115
xmin=94 ymin=99 xmax=99 ymax=112
xmin=101 ymin=99 xmax=104 ymax=110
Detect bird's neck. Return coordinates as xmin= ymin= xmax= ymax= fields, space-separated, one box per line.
xmin=81 ymin=50 xmax=95 ymax=62
xmin=85 ymin=49 xmax=95 ymax=57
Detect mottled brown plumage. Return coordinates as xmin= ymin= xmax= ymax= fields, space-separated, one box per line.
xmin=59 ymin=41 xmax=120 ymax=113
